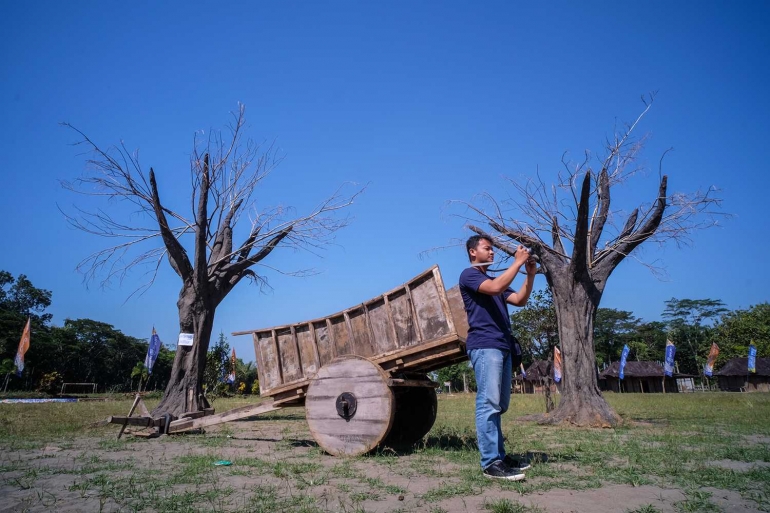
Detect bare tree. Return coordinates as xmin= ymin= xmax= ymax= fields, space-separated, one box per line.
xmin=460 ymin=95 xmax=723 ymax=426
xmin=61 ymin=105 xmax=361 ymax=416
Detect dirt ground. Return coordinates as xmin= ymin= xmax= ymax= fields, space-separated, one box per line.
xmin=1 ymin=408 xmax=767 ymax=513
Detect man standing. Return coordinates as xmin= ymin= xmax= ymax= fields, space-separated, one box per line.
xmin=459 ymin=235 xmax=537 ymax=480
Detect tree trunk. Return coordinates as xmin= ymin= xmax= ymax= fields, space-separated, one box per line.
xmin=152 ymin=287 xmax=215 ymax=417
xmin=543 ymin=376 xmax=554 ymax=413
xmin=531 ymin=282 xmax=620 ymax=427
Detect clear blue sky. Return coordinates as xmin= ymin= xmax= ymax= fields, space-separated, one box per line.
xmin=2 ymin=1 xmax=768 ymax=361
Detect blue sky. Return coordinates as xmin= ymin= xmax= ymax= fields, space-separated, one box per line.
xmin=1 ymin=1 xmax=768 ymax=361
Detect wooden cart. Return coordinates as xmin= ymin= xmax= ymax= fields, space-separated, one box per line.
xmin=233 ymin=265 xmax=468 ymax=455
xmin=109 ymin=266 xmax=469 ymax=456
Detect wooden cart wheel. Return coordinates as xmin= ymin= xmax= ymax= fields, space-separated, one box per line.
xmin=383 ymin=383 xmax=438 ymax=450
xmin=306 ymin=355 xmax=395 ymax=456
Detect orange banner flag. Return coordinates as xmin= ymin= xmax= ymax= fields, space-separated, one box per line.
xmin=14 ymin=317 xmax=31 ymax=376
xmin=704 ymin=342 xmax=719 ymax=377
xmin=553 ymin=346 xmax=562 ymax=383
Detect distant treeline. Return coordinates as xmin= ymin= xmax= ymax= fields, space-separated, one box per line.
xmin=509 ymin=289 xmax=769 ymax=376
xmin=0 ymin=271 xmax=175 ymax=393
xmin=438 ymin=289 xmax=769 ymax=392
xmin=3 ymin=270 xmax=767 ymax=394
xmin=1 ymin=271 xmax=259 ymax=395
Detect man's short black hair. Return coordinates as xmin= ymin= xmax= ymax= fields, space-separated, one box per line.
xmin=466 ymin=235 xmax=491 ymax=262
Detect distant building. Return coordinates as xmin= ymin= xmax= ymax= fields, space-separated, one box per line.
xmin=714 ymin=358 xmax=770 ymax=392
xmin=598 ymin=361 xmax=695 ymax=393
xmin=514 ymin=360 xmax=559 ymax=394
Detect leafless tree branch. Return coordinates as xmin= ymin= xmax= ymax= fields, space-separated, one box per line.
xmin=61 ymin=105 xmax=363 ymax=298
xmin=451 ymin=93 xmax=728 ymax=286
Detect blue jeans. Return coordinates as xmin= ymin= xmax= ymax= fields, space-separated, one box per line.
xmin=468 ymin=348 xmax=512 ymax=469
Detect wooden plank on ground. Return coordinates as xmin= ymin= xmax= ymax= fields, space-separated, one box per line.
xmin=179 ymin=411 xmax=205 ymax=420
xmin=133 ymin=431 xmax=160 ymax=439
xmin=166 ymin=402 xmax=282 ymax=433
xmin=107 ymin=416 xmax=161 ymax=428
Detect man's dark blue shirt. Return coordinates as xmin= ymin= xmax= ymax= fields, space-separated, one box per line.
xmin=459 ymin=267 xmax=515 ymax=353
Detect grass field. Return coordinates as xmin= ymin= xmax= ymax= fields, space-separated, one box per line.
xmin=1 ymin=392 xmax=769 ymax=512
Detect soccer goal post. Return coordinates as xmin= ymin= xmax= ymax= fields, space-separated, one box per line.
xmin=60 ymin=383 xmax=97 ymax=395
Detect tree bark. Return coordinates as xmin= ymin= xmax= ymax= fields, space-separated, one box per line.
xmin=535 ymin=283 xmax=620 ymax=427
xmin=543 ymin=376 xmax=554 ymax=413
xmin=152 ymin=285 xmax=215 ymax=417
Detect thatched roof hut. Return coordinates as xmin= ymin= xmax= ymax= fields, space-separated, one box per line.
xmin=714 ymin=357 xmax=770 ymax=376
xmin=600 ymin=361 xmax=664 ymax=379
xmin=524 ymin=360 xmax=553 ymax=381
xmin=598 ymin=361 xmax=694 ymax=393
xmin=714 ymin=357 xmax=770 ymax=392
xmin=514 ymin=360 xmax=559 ymax=394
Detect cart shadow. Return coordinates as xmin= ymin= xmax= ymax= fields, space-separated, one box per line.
xmin=231 ymin=412 xmax=306 ymax=422
xmin=225 ymin=435 xmax=319 ymax=447
xmin=369 ymin=433 xmax=479 ymax=456
xmin=228 ymin=436 xmax=285 ymax=443
xmin=373 ymin=438 xmax=555 ymax=465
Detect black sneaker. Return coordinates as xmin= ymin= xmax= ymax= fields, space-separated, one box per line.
xmin=482 ymin=460 xmax=526 ymax=481
xmin=503 ymin=454 xmax=532 ymax=472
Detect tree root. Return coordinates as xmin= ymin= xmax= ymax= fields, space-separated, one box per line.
xmin=518 ymin=407 xmax=622 ymax=428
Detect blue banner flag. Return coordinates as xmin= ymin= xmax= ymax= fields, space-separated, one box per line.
xmin=553 ymin=347 xmax=562 ymax=383
xmin=664 ymin=340 xmax=676 ymax=377
xmin=619 ymin=345 xmax=630 ymax=380
xmin=144 ymin=328 xmax=162 ymax=375
xmin=221 ymin=349 xmax=229 ymax=383
xmin=748 ymin=343 xmax=757 ymax=373
xmin=520 ymin=363 xmax=527 ymax=379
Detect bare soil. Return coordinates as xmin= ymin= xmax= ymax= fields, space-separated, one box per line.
xmin=2 ymin=411 xmax=768 ymax=513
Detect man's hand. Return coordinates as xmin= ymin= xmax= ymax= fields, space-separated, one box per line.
xmin=514 ymin=245 xmax=530 ymax=266
xmin=525 ymin=257 xmax=538 ymax=276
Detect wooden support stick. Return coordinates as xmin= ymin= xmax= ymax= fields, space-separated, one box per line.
xmin=116 ymin=394 xmax=142 ymax=440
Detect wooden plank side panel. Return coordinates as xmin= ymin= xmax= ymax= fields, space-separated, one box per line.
xmin=296 ymin=324 xmax=320 ymax=378
xmin=252 ymin=333 xmax=267 ymax=395
xmin=432 ymin=267 xmax=456 ymax=335
xmin=348 ymin=307 xmax=375 ymax=357
xmin=446 ymin=285 xmax=468 ymax=340
xmin=366 ymin=298 xmax=397 ymax=354
xmin=314 ymin=321 xmax=334 ymax=367
xmin=238 ymin=266 xmax=466 ymax=392
xmin=330 ymin=315 xmax=353 ymax=356
xmin=256 ymin=332 xmax=282 ymax=393
xmin=409 ymin=274 xmax=452 ymax=342
xmin=277 ymin=328 xmax=302 ymax=383
xmin=388 ymin=289 xmax=419 ymax=347
xmin=404 ymin=285 xmax=424 ymax=343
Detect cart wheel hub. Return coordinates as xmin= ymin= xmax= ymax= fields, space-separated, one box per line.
xmin=336 ymin=392 xmax=357 ymax=421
